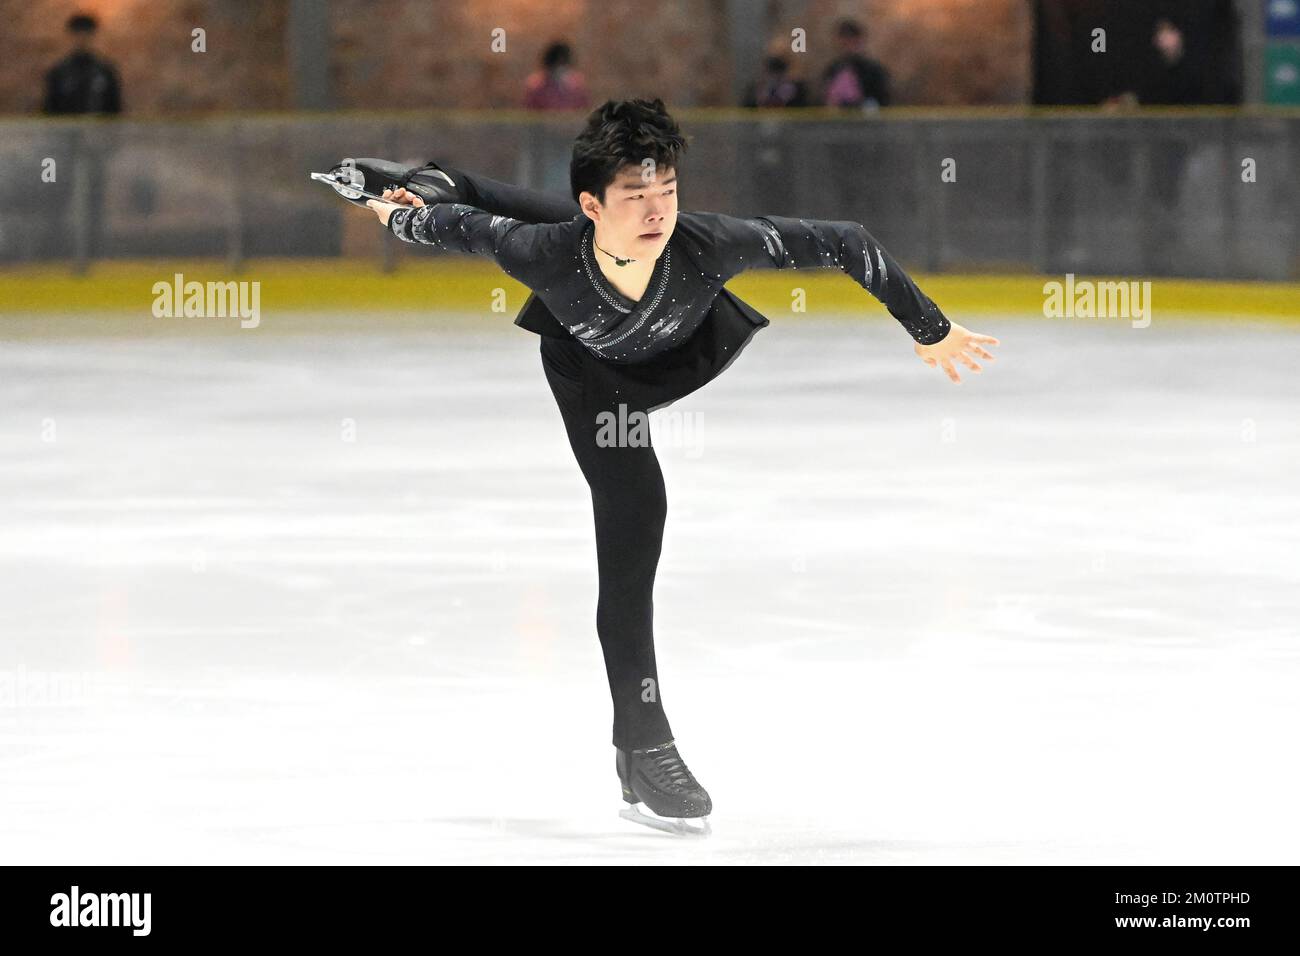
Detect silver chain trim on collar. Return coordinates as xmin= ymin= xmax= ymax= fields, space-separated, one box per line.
xmin=580 ymin=226 xmax=633 ymax=314
xmin=580 ymin=225 xmax=672 ymax=355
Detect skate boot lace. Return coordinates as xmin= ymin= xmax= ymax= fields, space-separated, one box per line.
xmin=639 ymin=745 xmax=698 ymax=792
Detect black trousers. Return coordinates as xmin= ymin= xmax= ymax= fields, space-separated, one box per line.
xmin=540 ymin=334 xmax=674 ymax=751
xmin=530 ymin=290 xmax=769 ymax=751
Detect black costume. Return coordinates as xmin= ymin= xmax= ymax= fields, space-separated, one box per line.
xmin=43 ymin=51 xmax=121 ymax=115
xmin=821 ymin=53 xmax=892 ymax=108
xmin=385 ymin=165 xmax=951 ymax=750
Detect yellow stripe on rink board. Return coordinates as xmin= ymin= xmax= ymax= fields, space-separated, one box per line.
xmin=0 ymin=259 xmax=1297 ymax=321
xmin=0 ymin=260 xmax=505 ymax=314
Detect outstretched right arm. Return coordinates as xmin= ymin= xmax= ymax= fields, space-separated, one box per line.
xmin=388 ymin=202 xmax=516 ymax=258
xmin=377 ymin=196 xmax=563 ymax=288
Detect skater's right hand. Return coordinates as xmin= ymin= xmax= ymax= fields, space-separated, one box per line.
xmin=381 ymin=187 xmax=425 ymax=208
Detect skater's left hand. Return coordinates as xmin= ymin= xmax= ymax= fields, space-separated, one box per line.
xmin=366 ymin=187 xmax=425 ymax=226
xmin=915 ymin=322 xmax=999 ymax=384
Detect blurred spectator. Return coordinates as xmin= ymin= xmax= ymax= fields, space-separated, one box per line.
xmin=43 ymin=14 xmax=122 ymax=115
xmin=1100 ymin=17 xmax=1199 ymax=273
xmin=518 ymin=42 xmax=588 ymax=197
xmin=742 ymin=55 xmax=809 ymax=108
xmin=43 ymin=14 xmax=121 ymax=264
xmin=1098 ymin=17 xmax=1203 ymax=108
xmin=820 ymin=19 xmax=892 ymax=234
xmin=1136 ymin=18 xmax=1201 ymax=105
xmin=523 ymin=42 xmax=591 ymax=111
xmin=820 ymin=18 xmax=890 ymax=109
xmin=1035 ymin=1 xmax=1240 ymax=108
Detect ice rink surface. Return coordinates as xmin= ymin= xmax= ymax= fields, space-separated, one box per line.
xmin=2 ymin=313 xmax=1297 ymax=865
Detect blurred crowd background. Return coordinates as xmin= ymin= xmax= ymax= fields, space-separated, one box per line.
xmin=8 ymin=0 xmax=1296 ymax=113
xmin=0 ymin=0 xmax=1297 ymax=280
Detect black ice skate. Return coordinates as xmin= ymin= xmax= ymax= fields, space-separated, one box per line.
xmin=310 ymin=157 xmax=460 ymax=208
xmin=616 ymin=741 xmax=712 ymax=837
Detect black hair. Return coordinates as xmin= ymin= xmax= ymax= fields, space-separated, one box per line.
xmin=542 ymin=42 xmax=572 ymax=69
xmin=570 ymin=98 xmax=689 ymax=205
xmin=68 ymin=13 xmax=98 ymax=33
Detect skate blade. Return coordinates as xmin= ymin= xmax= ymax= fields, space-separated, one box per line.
xmin=619 ymin=804 xmax=712 ymax=838
xmin=309 ymin=171 xmax=391 ymax=203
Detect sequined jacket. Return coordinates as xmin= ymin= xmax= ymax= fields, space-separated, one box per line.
xmin=386 ymin=164 xmax=951 ymax=365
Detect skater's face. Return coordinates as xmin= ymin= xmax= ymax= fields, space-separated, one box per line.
xmin=581 ymin=164 xmax=677 ymax=258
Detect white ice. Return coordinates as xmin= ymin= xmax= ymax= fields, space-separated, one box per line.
xmin=1 ymin=313 xmax=1297 ymax=864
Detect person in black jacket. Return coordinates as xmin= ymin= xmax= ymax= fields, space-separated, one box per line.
xmin=354 ymin=98 xmax=997 ymax=834
xmin=43 ymin=14 xmax=121 ymax=263
xmin=43 ymin=14 xmax=122 ymax=115
xmin=820 ymin=18 xmax=891 ymax=109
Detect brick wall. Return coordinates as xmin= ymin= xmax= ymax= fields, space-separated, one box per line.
xmin=0 ymin=0 xmax=289 ymax=114
xmin=0 ymin=0 xmax=1029 ymax=115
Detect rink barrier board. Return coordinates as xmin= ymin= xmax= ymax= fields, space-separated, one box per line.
xmin=0 ymin=260 xmax=1297 ymax=324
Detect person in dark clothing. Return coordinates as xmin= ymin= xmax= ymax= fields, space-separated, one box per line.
xmin=353 ymin=99 xmax=997 ymax=834
xmin=1135 ymin=18 xmax=1199 ymax=272
xmin=43 ymin=14 xmax=122 ymax=115
xmin=742 ymin=55 xmax=810 ymax=108
xmin=821 ymin=18 xmax=891 ymax=109
xmin=43 ymin=15 xmax=121 ymax=264
xmin=820 ymin=19 xmax=891 ymax=230
xmin=1137 ymin=17 xmax=1203 ymax=106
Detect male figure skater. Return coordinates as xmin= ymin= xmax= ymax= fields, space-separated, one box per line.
xmin=352 ymin=98 xmax=998 ymax=835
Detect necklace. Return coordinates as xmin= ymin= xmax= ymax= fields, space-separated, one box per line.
xmin=593 ymin=237 xmax=636 ymax=266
